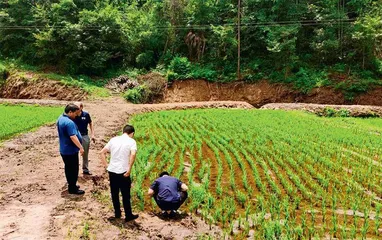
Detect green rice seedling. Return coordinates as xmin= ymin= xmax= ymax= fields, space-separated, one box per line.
xmin=236 ymin=190 xmax=247 ymax=208
xmin=245 ymin=204 xmax=251 ymax=222
xmin=294 ymin=225 xmax=303 ymax=240
xmin=362 ymin=207 xmax=370 ymax=239
xmin=375 ymin=203 xmax=381 ymax=235
xmin=331 ymin=213 xmax=338 ymax=238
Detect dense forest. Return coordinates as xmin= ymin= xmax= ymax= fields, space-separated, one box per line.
xmin=0 ymin=0 xmax=381 ymax=95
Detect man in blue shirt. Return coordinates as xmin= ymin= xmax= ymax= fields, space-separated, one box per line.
xmin=57 ymin=103 xmax=85 ymax=195
xmin=148 ymin=171 xmax=188 ymax=215
xmin=74 ymin=102 xmax=95 ymax=175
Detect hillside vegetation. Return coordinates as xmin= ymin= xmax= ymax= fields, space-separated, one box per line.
xmin=0 ymin=0 xmax=381 ymax=99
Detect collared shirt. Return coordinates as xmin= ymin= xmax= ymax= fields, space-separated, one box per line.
xmin=57 ymin=114 xmax=82 ymax=155
xmin=73 ymin=110 xmax=92 ymax=136
xmin=150 ymin=176 xmax=182 ymax=202
xmin=105 ymin=134 xmax=137 ymax=174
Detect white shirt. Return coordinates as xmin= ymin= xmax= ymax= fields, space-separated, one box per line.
xmin=105 ymin=134 xmax=137 ymax=174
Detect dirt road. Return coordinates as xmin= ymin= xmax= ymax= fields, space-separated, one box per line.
xmin=0 ymin=98 xmax=253 ymax=240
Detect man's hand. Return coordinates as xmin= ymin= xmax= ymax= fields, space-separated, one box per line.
xmin=123 ymin=171 xmax=130 ymax=178
xmin=79 ymin=147 xmax=84 ymax=156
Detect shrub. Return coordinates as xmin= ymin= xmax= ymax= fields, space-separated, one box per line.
xmin=137 ymin=72 xmax=167 ymax=99
xmin=293 ymin=68 xmax=329 ymax=94
xmin=317 ymin=107 xmax=350 ymax=118
xmin=136 ymin=51 xmax=155 ymax=69
xmin=0 ymin=63 xmax=9 ymax=85
xmin=123 ymin=85 xmax=150 ymax=104
xmin=190 ymin=64 xmax=217 ymax=81
xmin=337 ymin=108 xmax=350 ymax=117
xmin=168 ymin=57 xmax=191 ymax=80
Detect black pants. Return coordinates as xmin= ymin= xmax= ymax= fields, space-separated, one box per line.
xmin=108 ymin=171 xmax=132 ymax=217
xmin=61 ymin=153 xmax=79 ymax=193
xmin=154 ymin=191 xmax=188 ymax=211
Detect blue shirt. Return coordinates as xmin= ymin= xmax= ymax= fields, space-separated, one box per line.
xmin=150 ymin=176 xmax=182 ymax=202
xmin=73 ymin=111 xmax=92 ymax=135
xmin=57 ymin=114 xmax=82 ymax=155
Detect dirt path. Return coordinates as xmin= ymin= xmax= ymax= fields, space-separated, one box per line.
xmin=0 ymin=98 xmax=252 ymax=240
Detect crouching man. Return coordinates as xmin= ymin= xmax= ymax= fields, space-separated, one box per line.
xmin=148 ymin=171 xmax=188 ymax=215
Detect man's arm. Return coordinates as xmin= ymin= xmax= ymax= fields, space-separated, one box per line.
xmin=89 ymin=122 xmax=95 ymax=142
xmin=124 ymin=150 xmax=137 ymax=177
xmin=70 ymin=135 xmax=84 ymax=155
xmin=148 ymin=188 xmax=155 ymax=197
xmin=180 ymin=183 xmax=188 ymax=192
xmin=99 ymin=147 xmax=109 ymax=168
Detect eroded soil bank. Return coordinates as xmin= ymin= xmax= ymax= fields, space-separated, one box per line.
xmin=2 ymin=74 xmax=382 ymax=107
xmin=163 ymin=80 xmax=382 ymax=107
xmin=0 ymin=73 xmax=86 ymax=101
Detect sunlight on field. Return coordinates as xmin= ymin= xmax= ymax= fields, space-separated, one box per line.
xmin=0 ymin=104 xmax=62 ymax=141
xmin=130 ymin=109 xmax=382 ymax=239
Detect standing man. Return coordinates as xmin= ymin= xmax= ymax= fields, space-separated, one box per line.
xmin=100 ymin=125 xmax=139 ymax=222
xmin=148 ymin=171 xmax=188 ymax=215
xmin=73 ymin=102 xmax=95 ymax=175
xmin=57 ymin=103 xmax=85 ymax=195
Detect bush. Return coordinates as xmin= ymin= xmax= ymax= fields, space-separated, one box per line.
xmin=136 ymin=51 xmax=155 ymax=69
xmin=317 ymin=107 xmax=350 ymax=118
xmin=0 ymin=63 xmax=9 ymax=85
xmin=292 ymin=68 xmax=329 ymax=94
xmin=190 ymin=64 xmax=217 ymax=81
xmin=167 ymin=57 xmax=191 ymax=80
xmin=123 ymin=85 xmax=150 ymax=104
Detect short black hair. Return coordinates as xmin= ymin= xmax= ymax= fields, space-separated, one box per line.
xmin=123 ymin=124 xmax=135 ymax=134
xmin=64 ymin=103 xmax=80 ymax=114
xmin=159 ymin=171 xmax=169 ymax=177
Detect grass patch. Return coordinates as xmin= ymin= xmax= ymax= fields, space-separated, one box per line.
xmin=0 ymin=58 xmax=111 ymax=98
xmin=0 ymin=104 xmax=62 ymax=141
xmin=43 ymin=73 xmax=110 ymax=98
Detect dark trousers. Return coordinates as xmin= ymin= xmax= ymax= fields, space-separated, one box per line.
xmin=108 ymin=171 xmax=132 ymax=217
xmin=61 ymin=153 xmax=79 ymax=192
xmin=154 ymin=191 xmax=188 ymax=211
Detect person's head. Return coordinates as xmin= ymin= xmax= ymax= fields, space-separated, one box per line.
xmin=64 ymin=103 xmax=80 ymax=119
xmin=123 ymin=124 xmax=135 ymax=137
xmin=73 ymin=101 xmax=83 ymax=115
xmin=159 ymin=171 xmax=169 ymax=177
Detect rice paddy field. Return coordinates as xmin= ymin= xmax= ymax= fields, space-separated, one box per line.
xmin=0 ymin=104 xmax=62 ymax=141
xmin=130 ymin=109 xmax=382 ymax=239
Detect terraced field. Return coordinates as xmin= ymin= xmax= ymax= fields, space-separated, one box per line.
xmin=130 ymin=109 xmax=382 ymax=239
xmin=0 ymin=104 xmax=62 ymax=141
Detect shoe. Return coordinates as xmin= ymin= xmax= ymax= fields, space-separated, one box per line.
xmin=76 ymin=185 xmax=80 ymax=189
xmin=69 ymin=189 xmax=85 ymax=195
xmin=83 ymin=171 xmax=92 ymax=175
xmin=169 ymin=210 xmax=177 ymax=218
xmin=125 ymin=214 xmax=139 ymax=222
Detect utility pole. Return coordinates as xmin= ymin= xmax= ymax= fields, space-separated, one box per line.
xmin=237 ymin=0 xmax=241 ymax=80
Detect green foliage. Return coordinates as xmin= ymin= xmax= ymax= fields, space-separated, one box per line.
xmin=123 ymin=85 xmax=150 ymax=104
xmin=168 ymin=57 xmax=191 ymax=80
xmin=189 ymin=64 xmax=218 ymax=81
xmin=0 ymin=0 xmax=381 ymax=89
xmin=0 ymin=104 xmax=62 ymax=141
xmin=0 ymin=63 xmax=8 ymax=84
xmin=292 ymin=68 xmax=329 ymax=94
xmin=136 ymin=51 xmax=155 ymax=69
xmin=317 ymin=107 xmax=351 ymax=118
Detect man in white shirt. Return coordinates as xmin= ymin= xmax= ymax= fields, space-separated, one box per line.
xmin=100 ymin=125 xmax=138 ymax=222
